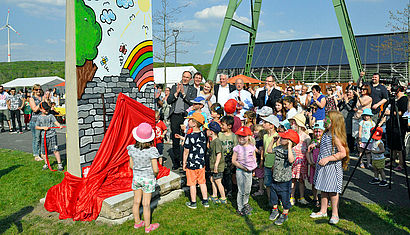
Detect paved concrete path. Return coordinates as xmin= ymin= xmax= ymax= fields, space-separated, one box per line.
xmin=1 ymin=130 xmax=409 ymax=207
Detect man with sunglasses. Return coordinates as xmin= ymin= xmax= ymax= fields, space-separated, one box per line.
xmin=0 ymin=86 xmax=12 ymax=132
xmin=250 ymin=75 xmax=281 ymax=110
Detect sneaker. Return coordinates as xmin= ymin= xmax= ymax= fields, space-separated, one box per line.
xmin=57 ymin=164 xmax=64 ymax=171
xmin=360 ymin=163 xmax=365 ymax=169
xmin=185 ymin=201 xmax=197 ymax=209
xmin=269 ymin=209 xmax=280 ymax=221
xmin=369 ymin=178 xmax=380 ymax=185
xmin=394 ymin=166 xmax=403 ymax=171
xmin=368 ymin=164 xmax=373 ymax=169
xmin=209 ymin=196 xmax=220 ymax=204
xmin=290 ymin=197 xmax=295 ymax=206
xmin=1 ymin=128 xmax=5 ymax=132
xmin=274 ymin=213 xmax=288 ymax=225
xmin=201 ymin=200 xmax=209 ymax=208
xmin=134 ymin=220 xmax=144 ymax=229
xmin=252 ymin=189 xmax=264 ymax=197
xmin=242 ymin=208 xmax=252 ymax=216
xmin=310 ymin=212 xmax=328 ymax=218
xmin=298 ymin=197 xmax=309 ymax=205
xmin=219 ymin=198 xmax=227 ymax=204
xmin=379 ymin=180 xmax=388 ymax=187
xmin=236 ymin=209 xmax=244 ymax=216
xmin=145 ymin=223 xmax=159 ymax=233
xmin=42 ymin=164 xmax=48 ymax=170
xmin=329 ymin=216 xmax=339 ymax=225
xmin=244 ymin=203 xmax=253 ymax=212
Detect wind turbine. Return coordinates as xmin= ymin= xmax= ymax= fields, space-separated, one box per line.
xmin=0 ymin=9 xmax=20 ymax=62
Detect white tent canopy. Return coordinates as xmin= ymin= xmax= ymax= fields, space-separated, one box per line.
xmin=2 ymin=76 xmax=65 ymax=92
xmin=154 ymin=66 xmax=200 ymax=87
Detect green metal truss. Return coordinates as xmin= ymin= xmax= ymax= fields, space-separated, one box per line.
xmin=332 ymin=0 xmax=363 ymax=82
xmin=208 ymin=0 xmax=262 ymax=81
xmin=208 ymin=0 xmax=363 ymax=82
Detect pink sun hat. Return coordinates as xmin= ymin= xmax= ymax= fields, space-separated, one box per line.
xmin=132 ymin=122 xmax=155 ymax=143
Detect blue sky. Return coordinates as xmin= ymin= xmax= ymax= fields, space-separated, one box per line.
xmin=0 ymin=0 xmax=407 ymax=64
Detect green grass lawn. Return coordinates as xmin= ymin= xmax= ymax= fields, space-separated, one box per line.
xmin=0 ymin=148 xmax=409 ymax=234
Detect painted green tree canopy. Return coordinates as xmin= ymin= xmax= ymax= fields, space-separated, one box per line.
xmin=75 ymin=0 xmax=102 ymax=67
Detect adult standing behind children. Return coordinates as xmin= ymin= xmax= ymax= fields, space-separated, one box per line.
xmin=0 ymin=85 xmax=11 ymax=132
xmin=229 ymin=79 xmax=253 ymax=120
xmin=369 ymin=73 xmax=388 ymax=121
xmin=8 ymin=88 xmax=24 ymax=133
xmin=310 ymin=111 xmax=349 ymax=225
xmin=250 ymin=75 xmax=281 ymax=110
xmin=307 ymin=85 xmax=326 ymax=121
xmin=214 ymin=74 xmax=235 ymax=107
xmin=29 ymin=84 xmax=44 ymax=161
xmin=167 ymin=71 xmax=197 ymax=170
xmin=183 ymin=113 xmax=209 ymax=209
xmin=127 ymin=123 xmax=160 ymax=233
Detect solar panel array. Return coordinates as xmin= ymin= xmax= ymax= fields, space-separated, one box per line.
xmin=218 ymin=32 xmax=408 ymax=70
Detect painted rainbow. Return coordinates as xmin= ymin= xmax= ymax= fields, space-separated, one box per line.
xmin=123 ymin=40 xmax=153 ymax=90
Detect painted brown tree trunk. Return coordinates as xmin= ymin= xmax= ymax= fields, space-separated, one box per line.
xmin=76 ymin=60 xmax=97 ymax=99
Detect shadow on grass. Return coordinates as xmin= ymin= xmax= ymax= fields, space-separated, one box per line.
xmin=0 ymin=206 xmax=34 ymax=234
xmin=339 ymin=198 xmax=409 ymax=235
xmin=0 ymin=164 xmax=22 ymax=180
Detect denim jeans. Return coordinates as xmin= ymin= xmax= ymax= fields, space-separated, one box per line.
xmin=29 ymin=121 xmax=40 ymax=156
xmin=271 ymin=180 xmax=292 ymax=210
xmin=236 ymin=169 xmax=252 ymax=211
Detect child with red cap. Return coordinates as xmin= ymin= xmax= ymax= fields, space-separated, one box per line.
xmin=232 ymin=126 xmax=257 ymax=216
xmin=369 ymin=127 xmax=388 ymax=187
xmin=224 ymin=99 xmax=242 ymax=133
xmin=266 ymin=129 xmax=298 ymax=226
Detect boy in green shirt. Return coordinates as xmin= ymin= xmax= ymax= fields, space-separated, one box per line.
xmin=261 ymin=115 xmax=280 ymax=205
xmin=218 ymin=115 xmax=238 ymax=197
xmin=206 ymin=121 xmax=226 ymax=204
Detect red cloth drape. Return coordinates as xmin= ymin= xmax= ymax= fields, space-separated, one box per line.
xmin=44 ymin=93 xmax=167 ymax=221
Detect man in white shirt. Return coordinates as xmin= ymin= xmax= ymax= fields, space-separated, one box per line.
xmin=214 ymin=73 xmax=235 ymax=107
xmin=229 ymin=78 xmax=253 ymax=119
xmin=0 ymin=86 xmax=11 ymax=132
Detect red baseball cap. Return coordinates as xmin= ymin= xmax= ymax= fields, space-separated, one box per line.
xmin=235 ymin=126 xmax=252 ymax=137
xmin=224 ymin=99 xmax=238 ymax=114
xmin=370 ymin=127 xmax=383 ymax=140
xmin=278 ymin=129 xmax=300 ymax=144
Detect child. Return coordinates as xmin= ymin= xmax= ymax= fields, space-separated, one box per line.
xmin=368 ymin=127 xmax=388 ymax=187
xmin=183 ymin=112 xmax=209 ymax=209
xmin=35 ymin=102 xmax=63 ymax=171
xmin=266 ymin=129 xmax=298 ymax=226
xmin=206 ymin=121 xmax=227 ymax=204
xmin=210 ymin=103 xmax=224 ymax=124
xmin=219 ymin=115 xmax=238 ymax=198
xmin=307 ymin=121 xmax=325 ymax=207
xmin=288 ymin=113 xmax=311 ymax=205
xmin=252 ymin=124 xmax=265 ymax=196
xmin=185 ymin=96 xmax=208 ymax=127
xmin=244 ymin=110 xmax=257 ymax=130
xmin=154 ymin=110 xmax=167 ymax=164
xmin=310 ymin=111 xmax=349 ymax=225
xmin=257 ymin=115 xmax=280 ymax=203
xmin=128 ymin=122 xmax=160 ymax=233
xmin=283 ymin=96 xmax=297 ymax=120
xmin=358 ymin=108 xmax=375 ymax=168
xmin=232 ymin=126 xmax=257 ymax=216
xmin=224 ymin=99 xmax=242 ymax=133
xmin=23 ymin=92 xmax=32 ymax=130
xmin=274 ymin=99 xmax=286 ymax=121
xmin=278 ymin=120 xmax=291 ymax=133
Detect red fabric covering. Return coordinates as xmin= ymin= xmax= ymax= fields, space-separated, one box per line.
xmin=44 ymin=93 xmax=169 ymax=221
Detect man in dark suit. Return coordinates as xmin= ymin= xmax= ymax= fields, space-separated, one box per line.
xmin=167 ymin=71 xmax=197 ymax=170
xmin=214 ymin=74 xmax=235 ymax=107
xmin=250 ymin=75 xmax=281 ymax=110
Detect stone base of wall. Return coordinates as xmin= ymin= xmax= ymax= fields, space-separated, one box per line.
xmin=78 ymin=69 xmax=156 ymax=166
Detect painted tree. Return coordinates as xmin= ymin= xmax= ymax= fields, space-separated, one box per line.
xmin=75 ymin=0 xmax=102 ymax=99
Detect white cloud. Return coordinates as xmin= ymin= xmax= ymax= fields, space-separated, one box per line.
xmin=45 ymin=39 xmax=58 ymax=44
xmin=1 ymin=42 xmax=27 ymax=49
xmin=256 ymin=29 xmax=297 ymax=41
xmin=6 ymin=0 xmax=65 ymax=6
xmin=13 ymin=1 xmax=65 ymax=19
xmin=194 ymin=5 xmax=227 ymax=19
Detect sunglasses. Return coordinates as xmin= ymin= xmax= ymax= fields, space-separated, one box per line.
xmin=34 ymin=89 xmax=39 ymax=91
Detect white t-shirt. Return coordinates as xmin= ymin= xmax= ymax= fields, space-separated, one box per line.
xmin=371 ymin=140 xmax=385 ymax=160
xmin=218 ymin=85 xmax=230 ymax=107
xmin=0 ymin=92 xmax=10 ymax=110
xmin=286 ymin=108 xmax=297 ymax=120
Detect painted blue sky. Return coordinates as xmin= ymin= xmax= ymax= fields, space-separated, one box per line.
xmin=0 ymin=0 xmax=407 ymax=64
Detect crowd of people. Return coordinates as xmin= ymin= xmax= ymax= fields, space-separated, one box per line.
xmin=140 ymin=70 xmax=410 ymax=228
xmin=0 ymin=84 xmax=65 ymax=171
